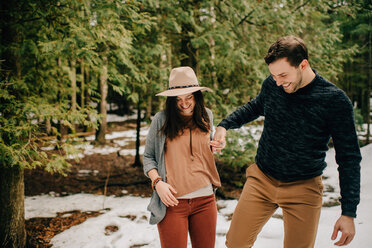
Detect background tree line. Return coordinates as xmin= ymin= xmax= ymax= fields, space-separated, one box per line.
xmin=1 ymin=0 xmax=370 ymax=247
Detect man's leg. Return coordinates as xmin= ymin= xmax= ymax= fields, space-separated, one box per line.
xmin=279 ymin=176 xmax=323 ymax=248
xmin=226 ymin=164 xmax=278 ymax=248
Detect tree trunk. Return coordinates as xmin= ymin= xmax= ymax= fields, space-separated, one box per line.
xmin=210 ymin=6 xmax=218 ymax=89
xmin=146 ymin=94 xmax=152 ymax=121
xmin=180 ymin=2 xmax=199 ymax=71
xmin=83 ymin=67 xmax=91 ymax=132
xmin=70 ymin=58 xmax=77 ymax=111
xmin=80 ymin=59 xmax=85 ymax=109
xmin=180 ymin=28 xmax=197 ymax=70
xmin=57 ymin=58 xmax=68 ymax=139
xmin=133 ymin=99 xmax=142 ymax=167
xmin=96 ymin=56 xmax=108 ymax=144
xmin=46 ymin=117 xmax=52 ymax=135
xmin=0 ymin=166 xmax=26 ymax=248
xmin=367 ymin=17 xmax=371 ymax=145
xmin=1 ymin=4 xmax=28 ymax=245
xmin=145 ymin=74 xmax=152 ymax=121
xmin=158 ymin=32 xmax=169 ymax=111
xmin=70 ymin=58 xmax=77 ymax=132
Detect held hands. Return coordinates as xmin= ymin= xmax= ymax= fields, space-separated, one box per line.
xmin=331 ymin=215 xmax=356 ymax=246
xmin=210 ymin=126 xmax=227 ymax=153
xmin=156 ymin=181 xmax=179 ymax=207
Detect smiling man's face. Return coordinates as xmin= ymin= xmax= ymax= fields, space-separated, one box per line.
xmin=268 ymin=58 xmax=305 ymax=94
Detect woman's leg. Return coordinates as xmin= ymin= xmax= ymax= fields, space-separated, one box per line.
xmin=188 ymin=194 xmax=217 ymax=248
xmin=157 ymin=200 xmax=189 ymax=248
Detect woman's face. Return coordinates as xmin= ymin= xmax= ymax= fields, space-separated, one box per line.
xmin=176 ymin=93 xmax=195 ymax=116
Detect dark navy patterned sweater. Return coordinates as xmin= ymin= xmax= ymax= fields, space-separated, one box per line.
xmin=218 ymin=72 xmax=361 ymax=217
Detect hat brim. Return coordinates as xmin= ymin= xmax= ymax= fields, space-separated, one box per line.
xmin=156 ymin=87 xmax=213 ymax=97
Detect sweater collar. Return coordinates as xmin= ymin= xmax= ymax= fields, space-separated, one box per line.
xmin=285 ymin=69 xmax=319 ymax=96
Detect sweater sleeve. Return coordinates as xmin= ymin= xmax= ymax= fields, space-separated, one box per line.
xmin=206 ymin=108 xmax=214 ymax=140
xmin=218 ymin=81 xmax=265 ymax=130
xmin=328 ymin=91 xmax=361 ymax=217
xmin=143 ymin=113 xmax=162 ymax=177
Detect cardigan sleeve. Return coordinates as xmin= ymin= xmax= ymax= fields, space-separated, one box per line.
xmin=206 ymin=108 xmax=214 ymax=140
xmin=143 ymin=112 xmax=162 ymax=177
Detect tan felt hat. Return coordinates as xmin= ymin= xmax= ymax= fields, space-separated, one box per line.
xmin=156 ymin=66 xmax=213 ymax=96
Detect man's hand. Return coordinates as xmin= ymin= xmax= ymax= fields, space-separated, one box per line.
xmin=156 ymin=181 xmax=179 ymax=207
xmin=331 ymin=215 xmax=355 ymax=246
xmin=210 ymin=126 xmax=227 ymax=153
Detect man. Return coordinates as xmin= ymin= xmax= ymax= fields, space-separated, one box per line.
xmin=211 ymin=36 xmax=361 ymax=248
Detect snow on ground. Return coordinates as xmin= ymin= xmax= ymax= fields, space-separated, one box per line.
xmin=357 ymin=124 xmax=372 ymax=142
xmin=25 ymin=143 xmax=372 ymax=248
xmin=34 ymin=114 xmax=372 ymax=247
xmin=65 ymin=126 xmax=149 ymax=160
xmin=97 ymin=109 xmax=146 ymax=123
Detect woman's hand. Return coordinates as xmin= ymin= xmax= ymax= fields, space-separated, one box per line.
xmin=156 ymin=181 xmax=179 ymax=207
xmin=210 ymin=126 xmax=227 ymax=153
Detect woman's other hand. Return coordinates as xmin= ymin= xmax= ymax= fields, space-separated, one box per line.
xmin=156 ymin=181 xmax=179 ymax=207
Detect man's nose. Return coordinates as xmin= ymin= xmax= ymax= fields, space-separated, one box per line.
xmin=276 ymin=78 xmax=284 ymax=86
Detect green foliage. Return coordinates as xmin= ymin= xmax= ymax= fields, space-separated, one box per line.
xmin=134 ymin=1 xmax=357 ymax=121
xmin=0 ymin=75 xmax=96 ymax=172
xmin=354 ymin=108 xmax=364 ymax=132
xmin=0 ymin=0 xmax=144 ymax=172
xmin=1 ymin=0 xmax=367 ymax=173
xmin=216 ymin=127 xmax=257 ymax=169
xmin=336 ymin=0 xmax=371 ymax=123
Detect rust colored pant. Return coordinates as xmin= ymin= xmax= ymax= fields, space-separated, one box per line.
xmin=157 ymin=194 xmax=217 ymax=248
xmin=226 ymin=164 xmax=323 ymax=248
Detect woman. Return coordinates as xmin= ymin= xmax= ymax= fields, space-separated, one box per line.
xmin=143 ymin=66 xmax=221 ymax=248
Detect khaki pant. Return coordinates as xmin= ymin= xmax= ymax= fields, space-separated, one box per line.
xmin=157 ymin=194 xmax=217 ymax=248
xmin=226 ymin=164 xmax=323 ymax=248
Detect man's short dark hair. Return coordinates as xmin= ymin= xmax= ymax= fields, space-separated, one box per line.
xmin=264 ymin=36 xmax=308 ymax=67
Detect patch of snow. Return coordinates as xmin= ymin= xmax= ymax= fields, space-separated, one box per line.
xmin=84 ymin=146 xmax=121 ymax=156
xmin=40 ymin=146 xmax=55 ymax=151
xmin=113 ymin=139 xmax=131 ymax=147
xmin=25 ymin=143 xmax=372 ymax=248
xmin=119 ymin=146 xmax=145 ymax=156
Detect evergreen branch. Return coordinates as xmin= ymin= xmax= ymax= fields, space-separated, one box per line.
xmin=239 ymin=19 xmax=275 ymax=27
xmin=0 ymin=81 xmax=15 ymax=86
xmin=237 ymin=10 xmax=276 ymax=27
xmin=293 ymin=0 xmax=312 ymax=13
xmin=214 ymin=1 xmax=230 ymax=22
xmin=238 ymin=9 xmax=255 ymax=25
xmin=22 ymin=131 xmax=32 ymax=151
xmin=16 ymin=17 xmax=43 ymax=24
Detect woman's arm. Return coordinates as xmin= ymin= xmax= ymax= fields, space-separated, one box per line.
xmin=143 ymin=113 xmax=161 ymax=177
xmin=148 ymin=169 xmax=179 ymax=207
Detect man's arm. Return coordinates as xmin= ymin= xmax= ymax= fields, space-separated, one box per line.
xmin=211 ymin=81 xmax=266 ymax=152
xmin=217 ymin=93 xmax=265 ymax=131
xmin=328 ymin=91 xmax=362 ymax=246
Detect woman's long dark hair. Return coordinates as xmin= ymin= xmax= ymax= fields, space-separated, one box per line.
xmin=161 ymin=90 xmax=210 ymax=140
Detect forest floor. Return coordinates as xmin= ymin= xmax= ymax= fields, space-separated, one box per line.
xmin=24 ymin=120 xmax=245 ymax=248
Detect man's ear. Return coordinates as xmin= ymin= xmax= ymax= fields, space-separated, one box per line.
xmin=300 ymin=59 xmax=308 ymax=70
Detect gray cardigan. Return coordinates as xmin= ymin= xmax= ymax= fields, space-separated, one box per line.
xmin=143 ymin=108 xmax=214 ymax=224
